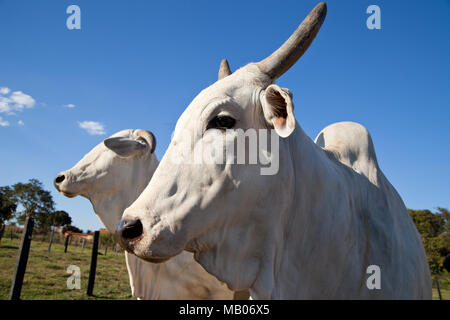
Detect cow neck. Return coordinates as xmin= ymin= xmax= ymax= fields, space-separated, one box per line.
xmin=88 ymin=156 xmax=159 ymax=233
xmin=248 ymin=124 xmax=321 ymax=298
xmin=264 ymin=123 xmax=370 ymax=298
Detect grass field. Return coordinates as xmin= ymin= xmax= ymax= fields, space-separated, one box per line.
xmin=1 ymin=233 xmax=449 ymax=300
xmin=0 ymin=236 xmax=133 ymax=300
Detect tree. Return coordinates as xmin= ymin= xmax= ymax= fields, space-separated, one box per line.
xmin=436 ymin=207 xmax=450 ymax=233
xmin=12 ymin=179 xmax=55 ymax=231
xmin=0 ymin=186 xmax=17 ymax=226
xmin=62 ymin=225 xmax=83 ymax=234
xmin=409 ymin=208 xmax=450 ymax=274
xmin=32 ymin=210 xmax=72 ymax=234
xmin=51 ymin=210 xmax=72 ymax=227
xmin=408 ymin=209 xmax=445 ymax=237
xmin=0 ymin=186 xmax=17 ymax=240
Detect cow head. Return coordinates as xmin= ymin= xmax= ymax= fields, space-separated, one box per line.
xmin=54 ymin=129 xmax=157 ymax=231
xmin=117 ymin=3 xmax=327 ymax=290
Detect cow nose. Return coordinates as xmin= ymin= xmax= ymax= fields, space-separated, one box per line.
xmin=116 ymin=218 xmax=143 ymax=249
xmin=54 ymin=174 xmax=65 ymax=184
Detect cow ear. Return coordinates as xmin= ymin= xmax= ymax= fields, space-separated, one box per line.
xmin=103 ymin=137 xmax=147 ymax=158
xmin=134 ymin=129 xmax=156 ymax=154
xmin=261 ymin=84 xmax=296 ymax=138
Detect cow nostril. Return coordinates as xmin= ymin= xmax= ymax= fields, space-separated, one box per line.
xmin=55 ymin=175 xmax=65 ymax=184
xmin=119 ymin=219 xmax=143 ymax=242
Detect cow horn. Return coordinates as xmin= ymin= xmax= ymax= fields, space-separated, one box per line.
xmin=256 ymin=2 xmax=327 ymax=80
xmin=218 ymin=58 xmax=232 ymax=80
xmin=134 ymin=129 xmax=156 ymax=154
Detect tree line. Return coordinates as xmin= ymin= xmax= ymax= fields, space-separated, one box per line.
xmin=0 ymin=178 xmax=82 ymax=237
xmin=408 ymin=208 xmax=450 ymax=274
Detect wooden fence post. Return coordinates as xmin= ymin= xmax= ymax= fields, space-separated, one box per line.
xmin=0 ymin=224 xmax=5 ymax=243
xmin=9 ymin=216 xmax=34 ymax=300
xmin=48 ymin=228 xmax=54 ymax=253
xmin=435 ymin=278 xmax=442 ymax=300
xmin=87 ymin=231 xmax=99 ymax=296
xmin=81 ymin=238 xmax=86 ymax=253
xmin=64 ymin=234 xmax=70 ymax=253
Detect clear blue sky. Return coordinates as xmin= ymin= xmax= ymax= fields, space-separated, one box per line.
xmin=0 ymin=0 xmax=449 ymax=232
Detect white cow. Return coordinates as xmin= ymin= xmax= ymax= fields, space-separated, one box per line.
xmin=54 ymin=129 xmax=236 ymax=299
xmin=117 ymin=2 xmax=431 ymax=299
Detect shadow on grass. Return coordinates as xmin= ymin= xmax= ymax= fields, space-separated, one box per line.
xmin=0 ymin=245 xmax=19 ymax=250
xmin=89 ymin=294 xmax=116 ymax=299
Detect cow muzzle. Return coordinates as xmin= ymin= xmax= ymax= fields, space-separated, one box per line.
xmin=115 ymin=218 xmax=144 ymax=251
xmin=54 ymin=171 xmax=78 ymax=198
xmin=115 ymin=213 xmax=186 ymax=263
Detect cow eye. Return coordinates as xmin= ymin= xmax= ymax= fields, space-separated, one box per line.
xmin=206 ymin=115 xmax=236 ymax=130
